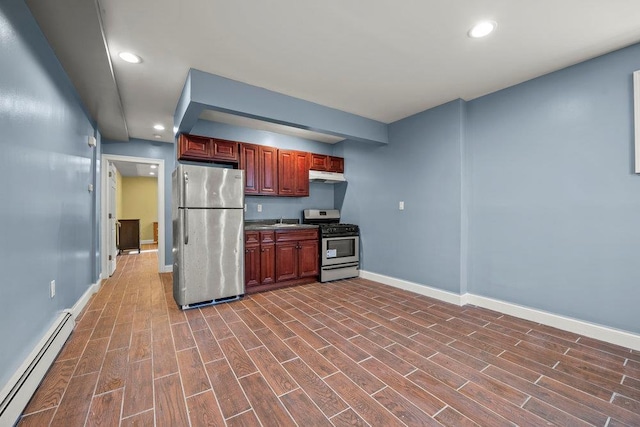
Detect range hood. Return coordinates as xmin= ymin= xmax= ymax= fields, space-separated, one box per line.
xmin=308 ymin=170 xmax=346 ymax=184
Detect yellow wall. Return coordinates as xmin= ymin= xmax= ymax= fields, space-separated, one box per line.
xmin=121 ymin=177 xmax=158 ymax=242
xmin=115 ymin=167 xmax=123 ymax=220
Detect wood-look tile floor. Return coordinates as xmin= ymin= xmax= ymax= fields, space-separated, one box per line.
xmin=19 ymin=250 xmax=640 ymax=426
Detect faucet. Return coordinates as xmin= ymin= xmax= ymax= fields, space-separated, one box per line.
xmin=279 ymin=216 xmax=284 ymax=224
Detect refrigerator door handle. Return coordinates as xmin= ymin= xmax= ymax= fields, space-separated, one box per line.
xmin=182 ymin=171 xmax=188 ymax=207
xmin=184 ymin=208 xmax=189 ymax=245
xmin=183 ymin=171 xmax=189 ymax=245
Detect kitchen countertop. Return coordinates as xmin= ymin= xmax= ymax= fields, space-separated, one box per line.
xmin=244 ymin=219 xmax=318 ymax=231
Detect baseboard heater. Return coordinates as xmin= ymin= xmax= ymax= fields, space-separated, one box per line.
xmin=0 ymin=311 xmax=74 ymax=426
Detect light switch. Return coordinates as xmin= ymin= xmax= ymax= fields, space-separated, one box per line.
xmin=399 ymin=201 xmax=405 ymax=210
xmin=257 ymin=204 xmax=262 ymax=212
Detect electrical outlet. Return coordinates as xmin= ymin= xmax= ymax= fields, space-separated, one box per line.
xmin=399 ymin=201 xmax=405 ymax=210
xmin=50 ymin=280 xmax=56 ymax=298
xmin=257 ymin=204 xmax=262 ymax=212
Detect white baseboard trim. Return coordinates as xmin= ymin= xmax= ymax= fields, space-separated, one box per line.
xmin=141 ymin=239 xmax=155 ymax=244
xmin=466 ymin=294 xmax=640 ymax=352
xmin=70 ymin=280 xmax=101 ymax=320
xmin=162 ymin=265 xmax=173 ymax=273
xmin=359 ymin=270 xmax=640 ymax=351
xmin=359 ymin=270 xmax=464 ymax=306
xmin=0 ymin=311 xmax=74 ymax=426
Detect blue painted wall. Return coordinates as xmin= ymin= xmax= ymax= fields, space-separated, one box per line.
xmin=337 ymin=100 xmax=465 ymax=293
xmin=466 ymin=43 xmax=640 ymax=333
xmin=339 ymin=43 xmax=640 ymax=334
xmin=0 ymin=0 xmax=97 ymax=389
xmin=191 ymin=120 xmax=336 ymax=223
xmin=102 ymin=138 xmax=175 ymax=267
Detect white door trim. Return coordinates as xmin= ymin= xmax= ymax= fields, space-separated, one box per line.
xmin=108 ymin=162 xmax=117 ymax=275
xmin=100 ymin=154 xmax=165 ymax=276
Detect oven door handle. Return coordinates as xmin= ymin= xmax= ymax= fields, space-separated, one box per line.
xmin=322 ymin=262 xmax=359 ymax=271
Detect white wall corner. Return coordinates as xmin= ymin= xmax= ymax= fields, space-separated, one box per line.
xmin=633 ymin=69 xmax=640 ymax=173
xmin=459 ymin=293 xmax=470 ymax=306
xmin=359 ymin=270 xmax=465 ymax=306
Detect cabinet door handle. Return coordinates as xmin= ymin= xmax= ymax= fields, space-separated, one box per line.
xmin=261 ymin=248 xmax=265 ymax=252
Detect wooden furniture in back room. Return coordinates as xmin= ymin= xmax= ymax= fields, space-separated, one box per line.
xmin=118 ymin=219 xmax=140 ymax=254
xmin=153 ymin=221 xmax=158 ymax=243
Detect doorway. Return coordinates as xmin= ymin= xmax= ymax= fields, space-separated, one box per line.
xmin=101 ymin=154 xmax=166 ymax=276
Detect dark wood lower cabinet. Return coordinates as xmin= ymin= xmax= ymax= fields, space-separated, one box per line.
xmin=245 ymin=241 xmax=260 ymax=288
xmin=298 ymin=239 xmax=319 ymax=278
xmin=245 ymin=231 xmax=275 ymax=289
xmin=245 ymin=228 xmax=318 ymax=294
xmin=275 ymin=242 xmax=298 ymax=282
xmin=260 ymin=236 xmax=276 ymax=286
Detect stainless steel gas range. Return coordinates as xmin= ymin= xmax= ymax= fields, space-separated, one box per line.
xmin=303 ymin=209 xmax=360 ymax=282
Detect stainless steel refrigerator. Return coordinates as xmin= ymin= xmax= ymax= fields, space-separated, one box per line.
xmin=172 ymin=164 xmax=245 ymax=309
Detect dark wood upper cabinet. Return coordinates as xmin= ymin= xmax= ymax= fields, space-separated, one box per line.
xmin=310 ymin=153 xmax=328 ymax=171
xmin=177 ymin=133 xmax=238 ymax=164
xmin=178 ymin=134 xmax=212 ymax=160
xmin=179 ymin=134 xmax=342 ymax=197
xmin=328 ymin=156 xmax=344 ymax=173
xmin=277 ymin=150 xmax=295 ymax=196
xmin=294 ymin=151 xmax=310 ymax=196
xmin=309 ymin=153 xmax=344 ymax=173
xmin=278 ymin=149 xmax=309 ymax=197
xmin=260 ymin=146 xmax=278 ymax=195
xmin=240 ymin=143 xmax=278 ymax=196
xmin=240 ymin=143 xmax=259 ymax=195
xmin=211 ymin=139 xmax=239 ymax=162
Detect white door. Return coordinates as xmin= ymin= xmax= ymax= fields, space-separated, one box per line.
xmin=108 ymin=162 xmax=118 ymax=275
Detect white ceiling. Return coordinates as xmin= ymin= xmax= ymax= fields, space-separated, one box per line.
xmin=112 ymin=161 xmax=159 ymax=177
xmin=27 ymin=0 xmax=640 ymax=143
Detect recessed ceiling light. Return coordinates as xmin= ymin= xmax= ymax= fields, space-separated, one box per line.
xmin=153 ymin=124 xmax=165 ymax=131
xmin=118 ymin=51 xmax=142 ymax=63
xmin=150 ymin=164 xmax=157 ymax=169
xmin=153 ymin=134 xmax=162 ymax=139
xmin=468 ymin=21 xmax=497 ymax=38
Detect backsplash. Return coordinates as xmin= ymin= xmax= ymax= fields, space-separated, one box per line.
xmin=244 ymin=183 xmax=334 ymax=221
